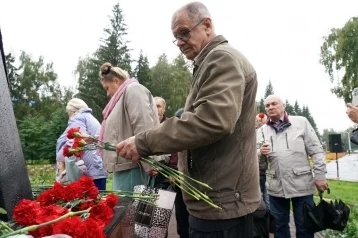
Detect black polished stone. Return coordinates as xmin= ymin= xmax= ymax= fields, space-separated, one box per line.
xmin=0 ymin=30 xmax=33 ymax=221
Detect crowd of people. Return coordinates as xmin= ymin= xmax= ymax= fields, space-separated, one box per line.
xmin=54 ymin=2 xmax=357 ymax=238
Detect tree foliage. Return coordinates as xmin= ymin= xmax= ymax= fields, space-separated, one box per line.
xmin=320 ymin=16 xmax=358 ymax=102
xmin=75 ymin=3 xmax=132 ymax=120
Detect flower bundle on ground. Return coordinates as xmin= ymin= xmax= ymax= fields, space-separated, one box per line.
xmin=0 ymin=176 xmax=157 ymax=238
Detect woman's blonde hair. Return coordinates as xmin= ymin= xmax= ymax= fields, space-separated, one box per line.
xmin=99 ymin=62 xmax=129 ymax=82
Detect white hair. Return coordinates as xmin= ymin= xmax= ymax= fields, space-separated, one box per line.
xmin=154 ymin=96 xmax=166 ymax=107
xmin=66 ymin=98 xmax=88 ymax=113
xmin=264 ymin=95 xmax=285 ymax=106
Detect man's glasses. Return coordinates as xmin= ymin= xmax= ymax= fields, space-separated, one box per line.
xmin=172 ymin=18 xmax=205 ymax=45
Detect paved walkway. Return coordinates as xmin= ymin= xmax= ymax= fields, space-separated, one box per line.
xmin=168 ymin=210 xmax=324 ymax=238
xmin=326 ymin=154 xmax=358 ymax=182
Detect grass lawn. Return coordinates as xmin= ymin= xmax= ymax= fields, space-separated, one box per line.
xmin=314 ymin=179 xmax=358 ymax=205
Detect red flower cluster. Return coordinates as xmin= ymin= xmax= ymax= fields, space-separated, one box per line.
xmin=13 ymin=176 xmax=118 ymax=238
xmin=63 ymin=127 xmax=87 ymax=158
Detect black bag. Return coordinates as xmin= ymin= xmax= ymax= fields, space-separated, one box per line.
xmin=350 ymin=127 xmax=358 ymax=145
xmin=304 ymin=189 xmax=350 ymax=232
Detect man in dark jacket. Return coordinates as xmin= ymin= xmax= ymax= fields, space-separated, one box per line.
xmin=116 ymin=2 xmax=260 ymax=237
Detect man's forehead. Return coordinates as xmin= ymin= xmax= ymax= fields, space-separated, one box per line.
xmin=171 ymin=11 xmax=191 ymax=32
xmin=264 ymin=98 xmax=282 ymax=104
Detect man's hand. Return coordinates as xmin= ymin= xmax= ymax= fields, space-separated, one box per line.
xmin=346 ymin=103 xmax=358 ymax=123
xmin=260 ymin=143 xmax=271 ymax=155
xmin=315 ymin=180 xmax=328 ymax=192
xmin=147 ymin=169 xmax=158 ymax=176
xmin=116 ymin=136 xmax=141 ymax=163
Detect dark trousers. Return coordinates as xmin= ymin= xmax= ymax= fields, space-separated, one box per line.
xmin=269 ymin=195 xmax=314 ymax=238
xmin=188 ymin=213 xmax=253 ymax=238
xmin=259 ymin=175 xmax=269 ymax=210
xmin=93 ymin=178 xmax=107 ymax=190
xmin=175 ymin=187 xmax=190 ymax=238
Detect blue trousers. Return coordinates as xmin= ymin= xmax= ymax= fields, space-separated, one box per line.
xmin=269 ymin=195 xmax=314 ymax=238
xmin=93 ymin=178 xmax=107 ymax=190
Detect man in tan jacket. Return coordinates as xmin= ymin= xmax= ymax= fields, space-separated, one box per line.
xmin=116 ymin=2 xmax=260 ymax=237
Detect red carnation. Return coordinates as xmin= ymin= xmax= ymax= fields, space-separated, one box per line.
xmin=89 ymin=201 xmax=114 ymax=226
xmin=79 ymin=176 xmax=96 ymax=191
xmin=37 ymin=188 xmax=56 ymax=206
xmin=66 ymin=181 xmax=85 ymax=201
xmin=52 ymin=216 xmax=83 ymax=237
xmin=105 ymin=194 xmax=119 ymax=209
xmin=76 ymin=218 xmax=106 ymax=238
xmin=13 ymin=199 xmax=41 ymax=226
xmin=35 ymin=205 xmax=68 ymax=224
xmin=258 ymin=113 xmax=265 ymax=119
xmin=67 ymin=127 xmax=81 ymax=139
xmin=63 ymin=146 xmax=72 ymax=157
xmin=79 ymin=200 xmax=95 ymax=210
xmin=86 ymin=186 xmax=99 ymax=200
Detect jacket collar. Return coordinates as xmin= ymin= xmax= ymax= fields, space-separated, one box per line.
xmin=193 ymin=35 xmax=228 ymax=68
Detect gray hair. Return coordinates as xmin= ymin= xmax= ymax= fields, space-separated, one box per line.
xmin=264 ymin=95 xmax=285 ymax=106
xmin=174 ymin=2 xmax=211 ymax=22
xmin=154 ymin=96 xmax=166 ymax=107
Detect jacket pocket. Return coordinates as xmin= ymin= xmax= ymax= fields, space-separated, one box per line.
xmin=291 ymin=166 xmax=314 ymax=192
xmin=293 ymin=166 xmax=312 ymax=176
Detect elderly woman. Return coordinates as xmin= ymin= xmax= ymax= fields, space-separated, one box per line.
xmin=56 ymin=98 xmax=108 ymax=189
xmin=98 ymin=62 xmax=158 ymax=191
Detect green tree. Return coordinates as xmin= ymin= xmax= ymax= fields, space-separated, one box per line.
xmin=5 ymin=53 xmax=18 ymax=98
xmin=320 ymin=16 xmax=358 ymax=102
xmin=294 ymin=100 xmax=302 ymax=115
xmin=75 ymin=56 xmax=107 ymax=120
xmin=134 ymin=50 xmax=152 ymax=90
xmin=258 ymin=98 xmax=265 ymax=113
xmin=285 ymin=100 xmax=295 ymax=115
xmin=8 ymin=51 xmax=65 ymax=122
xmin=76 ymin=3 xmax=132 ymax=120
xmin=96 ymin=3 xmax=132 ymax=74
xmin=19 ymin=107 xmax=68 ymax=164
xmin=166 ymin=54 xmax=191 ymax=115
xmin=302 ymin=106 xmax=321 ymax=138
xmin=264 ymin=80 xmax=274 ymax=98
xmin=149 ymin=53 xmax=172 ymax=102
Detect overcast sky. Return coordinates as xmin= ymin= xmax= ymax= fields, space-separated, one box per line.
xmin=1 ymin=0 xmax=357 ymax=133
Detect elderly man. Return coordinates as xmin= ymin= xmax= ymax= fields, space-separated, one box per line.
xmin=116 ymin=2 xmax=260 ymax=237
xmin=155 ymin=96 xmax=167 ymax=123
xmin=257 ymin=95 xmax=328 ymax=238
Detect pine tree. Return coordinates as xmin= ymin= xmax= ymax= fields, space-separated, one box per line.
xmin=294 ymin=100 xmax=302 ymax=115
xmin=264 ymin=80 xmax=274 ymax=98
xmin=285 ymin=100 xmax=295 ymax=115
xmin=75 ymin=3 xmax=132 ymax=120
xmin=134 ymin=50 xmax=152 ymax=90
xmin=258 ymin=98 xmax=265 ymax=113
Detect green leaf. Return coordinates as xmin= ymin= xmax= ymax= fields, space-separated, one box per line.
xmin=0 ymin=208 xmax=7 ymax=215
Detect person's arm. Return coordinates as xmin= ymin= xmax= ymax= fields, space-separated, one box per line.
xmin=125 ymin=84 xmax=159 ymax=171
xmin=136 ymin=50 xmax=246 ymax=156
xmin=347 ymin=103 xmax=358 ymax=123
xmin=303 ymin=118 xmax=326 ymax=180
